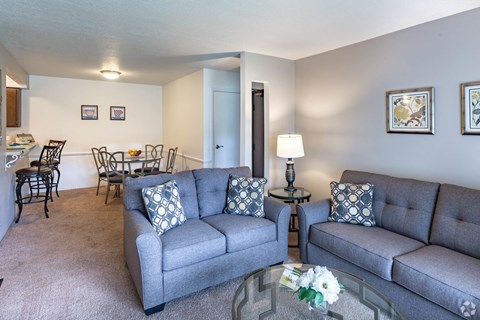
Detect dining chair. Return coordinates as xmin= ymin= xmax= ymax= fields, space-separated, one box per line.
xmin=15 ymin=145 xmax=56 ymax=222
xmin=158 ymin=147 xmax=178 ymax=174
xmin=91 ymin=146 xmax=108 ymax=196
xmin=30 ymin=139 xmax=67 ymax=198
xmin=100 ymin=150 xmax=136 ymax=204
xmin=133 ymin=144 xmax=163 ymax=176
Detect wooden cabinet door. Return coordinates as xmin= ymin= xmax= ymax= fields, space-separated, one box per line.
xmin=7 ymin=87 xmax=21 ymax=127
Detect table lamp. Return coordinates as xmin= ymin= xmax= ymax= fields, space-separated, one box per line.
xmin=277 ymin=134 xmax=304 ymax=192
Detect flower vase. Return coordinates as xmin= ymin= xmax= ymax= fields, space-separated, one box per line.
xmin=308 ymin=300 xmax=329 ymax=319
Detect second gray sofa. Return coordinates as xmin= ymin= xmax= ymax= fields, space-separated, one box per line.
xmin=298 ymin=170 xmax=480 ymax=320
xmin=123 ymin=166 xmax=291 ymax=315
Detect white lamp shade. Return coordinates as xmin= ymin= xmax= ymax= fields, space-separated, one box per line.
xmin=277 ymin=134 xmax=304 ymax=158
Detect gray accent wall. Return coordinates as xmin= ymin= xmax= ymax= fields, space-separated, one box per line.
xmin=295 ymin=8 xmax=480 ymax=200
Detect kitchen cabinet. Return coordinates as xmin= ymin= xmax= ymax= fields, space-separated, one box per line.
xmin=7 ymin=87 xmax=21 ymax=127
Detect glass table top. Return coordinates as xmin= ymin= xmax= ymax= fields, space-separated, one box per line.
xmin=232 ymin=264 xmax=403 ymax=320
xmin=268 ymin=187 xmax=311 ymax=201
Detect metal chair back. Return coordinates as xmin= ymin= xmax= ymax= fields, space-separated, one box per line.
xmin=37 ymin=145 xmax=57 ymax=172
xmin=164 ymin=147 xmax=178 ymax=173
xmin=92 ymin=146 xmax=107 ymax=174
xmin=48 ymin=139 xmax=67 ymax=164
xmin=99 ymin=150 xmax=129 ymax=204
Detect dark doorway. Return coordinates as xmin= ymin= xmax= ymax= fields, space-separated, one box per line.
xmin=252 ymin=84 xmax=264 ymax=178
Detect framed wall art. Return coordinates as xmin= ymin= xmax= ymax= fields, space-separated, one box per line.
xmin=386 ymin=87 xmax=434 ymax=134
xmin=461 ymin=81 xmax=480 ymax=135
xmin=81 ymin=105 xmax=98 ymax=120
xmin=110 ymin=106 xmax=125 ymax=120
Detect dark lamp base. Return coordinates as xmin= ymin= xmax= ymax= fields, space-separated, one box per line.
xmin=284 ymin=158 xmax=297 ymax=192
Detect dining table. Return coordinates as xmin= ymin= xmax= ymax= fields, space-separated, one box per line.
xmin=122 ymin=152 xmax=163 ymax=176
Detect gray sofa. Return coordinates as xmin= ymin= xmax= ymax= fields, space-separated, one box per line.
xmin=123 ymin=166 xmax=291 ymax=315
xmin=298 ymin=170 xmax=480 ymax=320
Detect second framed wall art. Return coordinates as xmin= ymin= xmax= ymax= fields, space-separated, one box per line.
xmin=110 ymin=106 xmax=126 ymax=121
xmin=386 ymin=87 xmax=434 ymax=134
xmin=461 ymin=81 xmax=480 ymax=135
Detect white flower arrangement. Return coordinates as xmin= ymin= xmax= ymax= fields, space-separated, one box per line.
xmin=295 ymin=266 xmax=345 ymax=307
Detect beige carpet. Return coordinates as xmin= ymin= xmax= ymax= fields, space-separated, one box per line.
xmin=0 ymin=187 xmax=300 ymax=320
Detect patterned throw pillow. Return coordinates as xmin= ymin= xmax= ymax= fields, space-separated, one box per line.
xmin=224 ymin=175 xmax=267 ymax=218
xmin=328 ymin=181 xmax=375 ymax=227
xmin=142 ymin=180 xmax=187 ymax=236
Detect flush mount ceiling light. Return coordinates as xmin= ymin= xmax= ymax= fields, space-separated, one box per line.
xmin=100 ymin=70 xmax=121 ymax=80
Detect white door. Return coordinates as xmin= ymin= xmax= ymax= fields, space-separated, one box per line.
xmin=213 ymin=91 xmax=240 ymax=168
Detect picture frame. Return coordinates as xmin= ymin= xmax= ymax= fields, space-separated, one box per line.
xmin=110 ymin=106 xmax=125 ymax=121
xmin=461 ymin=81 xmax=480 ymax=135
xmin=81 ymin=105 xmax=98 ymax=120
xmin=386 ymin=87 xmax=434 ymax=134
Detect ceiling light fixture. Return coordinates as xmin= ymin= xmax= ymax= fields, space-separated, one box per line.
xmin=100 ymin=70 xmax=121 ymax=80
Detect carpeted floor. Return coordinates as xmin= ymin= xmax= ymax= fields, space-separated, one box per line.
xmin=0 ymin=187 xmax=300 ymax=320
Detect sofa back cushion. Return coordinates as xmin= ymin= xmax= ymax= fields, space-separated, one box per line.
xmin=430 ymin=184 xmax=480 ymax=259
xmin=340 ymin=170 xmax=439 ymax=243
xmin=124 ymin=170 xmax=200 ymax=219
xmin=193 ymin=167 xmax=252 ymax=218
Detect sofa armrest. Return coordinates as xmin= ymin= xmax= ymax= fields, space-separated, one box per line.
xmin=297 ymin=198 xmax=331 ymax=263
xmin=264 ymin=196 xmax=292 ymax=261
xmin=123 ymin=208 xmax=165 ymax=311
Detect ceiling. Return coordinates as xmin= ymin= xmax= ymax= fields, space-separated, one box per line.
xmin=1 ymin=0 xmax=479 ymax=86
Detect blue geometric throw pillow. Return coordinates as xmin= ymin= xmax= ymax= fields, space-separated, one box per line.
xmin=224 ymin=175 xmax=267 ymax=218
xmin=328 ymin=181 xmax=375 ymax=227
xmin=142 ymin=180 xmax=187 ymax=236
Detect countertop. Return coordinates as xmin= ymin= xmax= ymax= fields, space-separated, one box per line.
xmin=5 ymin=143 xmax=38 ymax=170
xmin=6 ymin=142 xmax=37 ymax=155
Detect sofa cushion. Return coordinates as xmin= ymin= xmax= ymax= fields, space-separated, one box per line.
xmin=329 ymin=181 xmax=375 ymax=226
xmin=161 ymin=219 xmax=226 ymax=271
xmin=309 ymin=222 xmax=425 ymax=280
xmin=142 ymin=180 xmax=187 ymax=236
xmin=430 ymin=184 xmax=480 ymax=259
xmin=393 ymin=245 xmax=480 ymax=318
xmin=224 ymin=175 xmax=267 ymax=217
xmin=202 ymin=214 xmax=276 ymax=252
xmin=340 ymin=170 xmax=439 ymax=244
xmin=193 ymin=167 xmax=251 ymax=218
xmin=124 ymin=170 xmax=200 ymax=219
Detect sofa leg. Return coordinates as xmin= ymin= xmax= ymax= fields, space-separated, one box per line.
xmin=144 ymin=303 xmax=165 ymax=315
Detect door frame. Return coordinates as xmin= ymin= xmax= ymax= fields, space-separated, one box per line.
xmin=249 ymin=81 xmax=269 ymax=179
xmin=252 ymin=84 xmax=265 ymax=177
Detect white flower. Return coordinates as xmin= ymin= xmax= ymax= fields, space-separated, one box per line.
xmin=295 ymin=266 xmax=343 ymax=306
xmin=312 ymin=273 xmax=341 ymax=304
xmin=297 ymin=268 xmax=315 ymax=288
xmin=314 ymin=265 xmax=327 ymax=274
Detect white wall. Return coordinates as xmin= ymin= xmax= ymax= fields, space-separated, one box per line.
xmin=240 ymin=52 xmax=295 ymax=187
xmin=0 ymin=42 xmax=29 ymax=241
xmin=163 ymin=70 xmax=204 ymax=170
xmin=8 ymin=75 xmax=163 ymax=190
xmin=163 ymin=68 xmax=240 ymax=171
xmin=295 ymin=8 xmax=480 ymax=200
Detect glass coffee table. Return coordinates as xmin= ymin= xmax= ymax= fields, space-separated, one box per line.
xmin=232 ymin=264 xmax=403 ymax=320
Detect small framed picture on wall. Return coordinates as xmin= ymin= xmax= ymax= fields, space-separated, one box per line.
xmin=386 ymin=87 xmax=434 ymax=134
xmin=461 ymin=81 xmax=480 ymax=135
xmin=81 ymin=105 xmax=98 ymax=120
xmin=110 ymin=106 xmax=125 ymax=121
